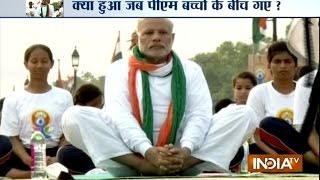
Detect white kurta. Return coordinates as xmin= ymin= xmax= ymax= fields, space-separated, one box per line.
xmin=103 ymin=58 xmax=212 ymax=156
xmin=35 ymin=4 xmax=55 ymax=17
xmin=62 ymin=57 xmax=257 ymax=175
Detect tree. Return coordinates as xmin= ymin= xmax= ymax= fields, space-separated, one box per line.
xmin=81 ymin=72 xmax=96 ymax=82
xmin=52 ymin=72 xmax=105 ymax=96
xmin=80 ymin=72 xmax=105 ymax=93
xmin=193 ymin=41 xmax=252 ymax=108
xmin=52 ymin=2 xmax=58 ymax=11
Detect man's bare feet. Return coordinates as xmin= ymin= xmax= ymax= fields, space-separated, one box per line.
xmin=112 ymin=152 xmax=162 ymax=175
xmin=111 ymin=146 xmax=204 ymax=176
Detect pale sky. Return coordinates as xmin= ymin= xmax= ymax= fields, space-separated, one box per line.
xmin=0 ymin=18 xmax=291 ymax=98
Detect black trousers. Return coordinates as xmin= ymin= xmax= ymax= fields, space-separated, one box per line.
xmin=250 ymin=117 xmax=318 ymax=173
xmin=259 ymin=117 xmax=310 ymax=154
xmin=0 ymin=135 xmax=58 ymax=176
xmin=57 ymin=144 xmax=95 ymax=174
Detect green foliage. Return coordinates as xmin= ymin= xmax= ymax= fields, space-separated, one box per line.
xmin=193 ymin=41 xmax=252 ymax=108
xmin=80 ymin=72 xmax=105 ymax=94
xmin=52 ymin=72 xmax=105 ymax=96
xmin=52 ymin=2 xmax=58 ymax=11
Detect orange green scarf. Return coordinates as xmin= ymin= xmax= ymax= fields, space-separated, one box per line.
xmin=129 ymin=46 xmax=186 ymax=146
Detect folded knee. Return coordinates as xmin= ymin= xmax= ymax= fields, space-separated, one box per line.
xmin=0 ymin=135 xmax=12 ymax=164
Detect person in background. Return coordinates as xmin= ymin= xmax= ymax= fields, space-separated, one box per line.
xmin=247 ymin=40 xmax=318 ymax=172
xmin=233 ymin=71 xmax=257 ymax=105
xmin=294 ymin=65 xmax=315 ymax=81
xmin=47 ymin=0 xmax=56 ymax=16
xmin=215 ymin=71 xmax=257 ymax=113
xmin=56 ymin=1 xmax=63 ymax=17
xmin=215 ymin=71 xmax=257 ymax=172
xmin=73 ymin=83 xmax=104 ymax=108
xmin=0 ymin=44 xmax=73 ymax=179
xmin=247 ymin=41 xmax=297 ymax=154
xmin=58 ymin=83 xmax=104 ymax=174
xmin=293 ymin=70 xmax=319 ymax=171
xmin=128 ymin=31 xmax=138 ymax=50
xmin=0 ymin=98 xmax=11 ymax=177
xmin=213 ymin=97 xmax=242 ymax=173
xmin=214 ymin=98 xmax=233 ymax=113
xmin=231 ymin=71 xmax=257 ymax=172
xmin=26 ymin=1 xmax=35 ymax=17
xmin=0 ymin=135 xmax=12 ymax=173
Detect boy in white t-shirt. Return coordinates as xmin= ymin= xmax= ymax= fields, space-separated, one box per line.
xmin=247 ymin=41 xmax=302 ymax=155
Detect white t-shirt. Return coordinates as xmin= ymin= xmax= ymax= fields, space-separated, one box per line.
xmin=0 ymin=87 xmax=73 ymax=148
xmin=247 ymin=81 xmax=295 ymax=125
xmin=293 ymin=70 xmax=317 ymax=131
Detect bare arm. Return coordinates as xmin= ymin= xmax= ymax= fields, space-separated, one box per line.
xmin=308 ymin=128 xmax=319 ymax=157
xmin=10 ymin=136 xmax=31 ymax=167
xmin=253 ymin=129 xmax=278 ymax=154
xmin=47 ymin=135 xmax=69 ymax=165
xmin=58 ymin=135 xmax=69 ymax=148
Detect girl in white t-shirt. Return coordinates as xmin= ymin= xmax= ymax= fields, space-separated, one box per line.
xmin=213 ymin=71 xmax=258 ymax=173
xmin=0 ymin=44 xmax=73 ymax=179
xmin=229 ymin=71 xmax=257 ymax=172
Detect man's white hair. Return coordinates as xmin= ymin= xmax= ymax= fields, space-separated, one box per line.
xmin=136 ymin=18 xmax=174 ymax=34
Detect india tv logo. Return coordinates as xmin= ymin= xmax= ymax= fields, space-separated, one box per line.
xmin=248 ymin=154 xmax=303 ymax=173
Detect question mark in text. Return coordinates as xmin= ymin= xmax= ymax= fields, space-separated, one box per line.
xmin=276 ymin=1 xmax=281 ymax=10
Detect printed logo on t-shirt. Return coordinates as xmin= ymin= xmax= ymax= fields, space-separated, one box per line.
xmin=276 ymin=108 xmax=294 ymax=125
xmin=31 ymin=110 xmax=51 ymax=138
